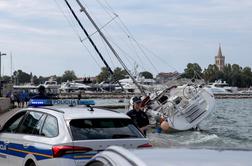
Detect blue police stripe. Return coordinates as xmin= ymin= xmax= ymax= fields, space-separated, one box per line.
xmin=7 ymin=143 xmax=52 ymax=160
xmin=4 ymin=143 xmax=97 ymax=161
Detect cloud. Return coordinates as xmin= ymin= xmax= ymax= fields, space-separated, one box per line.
xmin=0 ymin=0 xmax=252 ymax=77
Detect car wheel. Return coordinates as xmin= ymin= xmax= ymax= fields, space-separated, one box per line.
xmin=28 ymin=162 xmax=36 ymax=166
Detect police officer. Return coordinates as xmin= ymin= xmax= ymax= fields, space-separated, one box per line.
xmin=32 ymin=85 xmax=50 ymax=99
xmin=127 ymin=96 xmax=149 ymax=135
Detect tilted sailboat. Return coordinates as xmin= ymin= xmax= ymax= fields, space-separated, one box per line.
xmin=63 ymin=0 xmax=216 ymax=131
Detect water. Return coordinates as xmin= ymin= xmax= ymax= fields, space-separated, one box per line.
xmin=148 ymin=99 xmax=252 ymax=150
xmin=94 ymin=98 xmax=252 ymax=150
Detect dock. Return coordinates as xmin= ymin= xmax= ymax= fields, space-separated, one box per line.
xmin=214 ymin=93 xmax=252 ymax=99
xmin=57 ymin=92 xmax=252 ymax=99
xmin=57 ymin=92 xmax=140 ymax=99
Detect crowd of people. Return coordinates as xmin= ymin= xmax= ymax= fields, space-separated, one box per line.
xmin=6 ymin=90 xmax=30 ymax=108
xmin=6 ymin=85 xmax=50 ymax=108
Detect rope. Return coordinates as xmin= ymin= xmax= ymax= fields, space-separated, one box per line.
xmin=53 ymin=0 xmax=101 ymax=68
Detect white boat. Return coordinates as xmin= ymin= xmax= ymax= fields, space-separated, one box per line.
xmin=43 ymin=80 xmax=60 ymax=89
xmin=64 ymin=0 xmax=216 ymax=131
xmin=206 ymin=80 xmax=238 ymax=94
xmin=59 ymin=81 xmax=91 ymax=92
xmin=144 ymin=84 xmax=215 ymax=130
xmin=115 ymin=76 xmax=156 ymax=93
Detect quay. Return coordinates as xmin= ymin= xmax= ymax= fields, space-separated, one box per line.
xmin=58 ymin=92 xmax=140 ymax=99
xmin=58 ymin=92 xmax=252 ymax=99
xmin=214 ymin=93 xmax=252 ymax=99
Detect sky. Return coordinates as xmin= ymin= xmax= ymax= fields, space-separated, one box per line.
xmin=0 ymin=0 xmax=252 ymax=77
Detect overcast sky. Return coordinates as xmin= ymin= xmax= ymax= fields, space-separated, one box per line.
xmin=0 ymin=0 xmax=252 ymax=77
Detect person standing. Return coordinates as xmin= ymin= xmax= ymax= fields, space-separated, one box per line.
xmin=127 ymin=96 xmax=149 ymax=135
xmin=32 ymin=85 xmax=50 ymax=99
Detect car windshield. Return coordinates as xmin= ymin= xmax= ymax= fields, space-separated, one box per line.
xmin=70 ymin=118 xmax=143 ymax=140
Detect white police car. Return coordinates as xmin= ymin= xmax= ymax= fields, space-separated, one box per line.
xmin=0 ymin=99 xmax=150 ymax=166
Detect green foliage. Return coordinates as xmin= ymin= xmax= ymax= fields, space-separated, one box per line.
xmin=113 ymin=67 xmax=127 ymax=80
xmin=203 ymin=64 xmax=222 ymax=82
xmin=139 ymin=71 xmax=153 ymax=79
xmin=2 ymin=75 xmax=11 ymax=82
xmin=183 ymin=63 xmax=202 ymax=78
xmin=96 ymin=67 xmax=127 ymax=83
xmin=61 ymin=70 xmax=77 ymax=82
xmin=96 ymin=67 xmax=110 ymax=83
xmin=183 ymin=63 xmax=252 ymax=88
xmin=13 ymin=70 xmax=31 ymax=84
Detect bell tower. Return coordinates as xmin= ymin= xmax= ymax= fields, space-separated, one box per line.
xmin=215 ymin=44 xmax=225 ymax=71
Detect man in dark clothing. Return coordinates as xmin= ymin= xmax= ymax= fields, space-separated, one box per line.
xmin=127 ymin=96 xmax=149 ymax=135
xmin=32 ymin=85 xmax=50 ymax=99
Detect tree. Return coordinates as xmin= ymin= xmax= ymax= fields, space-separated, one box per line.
xmin=2 ymin=75 xmax=11 ymax=83
xmin=203 ymin=64 xmax=221 ymax=82
xmin=230 ymin=64 xmax=242 ymax=87
xmin=96 ymin=67 xmax=110 ymax=83
xmin=139 ymin=71 xmax=153 ymax=79
xmin=13 ymin=70 xmax=31 ymax=84
xmin=61 ymin=70 xmax=77 ymax=82
xmin=183 ymin=63 xmax=202 ymax=78
xmin=113 ymin=67 xmax=127 ymax=80
xmin=241 ymin=67 xmax=252 ymax=87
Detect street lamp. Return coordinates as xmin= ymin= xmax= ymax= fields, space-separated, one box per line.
xmin=0 ymin=52 xmax=6 ymax=79
xmin=0 ymin=52 xmax=6 ymax=97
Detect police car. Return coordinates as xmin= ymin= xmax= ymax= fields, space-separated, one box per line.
xmin=0 ymin=99 xmax=150 ymax=166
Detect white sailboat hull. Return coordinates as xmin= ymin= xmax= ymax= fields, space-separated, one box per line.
xmin=166 ymin=87 xmax=215 ymax=130
xmin=147 ymin=85 xmax=215 ymax=131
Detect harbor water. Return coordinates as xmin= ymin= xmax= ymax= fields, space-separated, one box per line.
xmin=95 ymin=98 xmax=252 ymax=150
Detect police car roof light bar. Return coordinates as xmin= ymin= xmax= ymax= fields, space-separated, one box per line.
xmin=28 ymin=99 xmax=95 ymax=107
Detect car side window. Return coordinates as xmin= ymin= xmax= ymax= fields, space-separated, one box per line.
xmin=41 ymin=115 xmax=58 ymax=137
xmin=32 ymin=114 xmax=47 ymax=135
xmin=2 ymin=111 xmax=26 ymax=133
xmin=17 ymin=111 xmax=44 ymax=134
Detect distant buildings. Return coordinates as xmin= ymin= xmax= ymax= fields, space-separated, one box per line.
xmin=156 ymin=72 xmax=180 ymax=84
xmin=215 ymin=44 xmax=225 ymax=71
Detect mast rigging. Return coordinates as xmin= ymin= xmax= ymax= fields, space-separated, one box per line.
xmin=75 ymin=0 xmax=146 ymax=96
xmin=64 ymin=0 xmax=124 ymax=91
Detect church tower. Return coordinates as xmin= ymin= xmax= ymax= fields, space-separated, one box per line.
xmin=215 ymin=44 xmax=225 ymax=71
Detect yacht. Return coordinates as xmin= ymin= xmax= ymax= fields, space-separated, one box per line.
xmin=59 ymin=81 xmax=91 ymax=92
xmin=115 ymin=76 xmax=156 ymax=93
xmin=207 ymin=80 xmax=238 ymax=94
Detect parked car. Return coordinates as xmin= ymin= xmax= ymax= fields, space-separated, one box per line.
xmin=0 ymin=99 xmax=150 ymax=166
xmin=85 ymin=146 xmax=252 ymax=166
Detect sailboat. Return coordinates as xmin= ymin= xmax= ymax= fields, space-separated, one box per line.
xmin=63 ymin=0 xmax=216 ymax=131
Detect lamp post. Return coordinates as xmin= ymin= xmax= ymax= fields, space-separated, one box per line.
xmin=0 ymin=52 xmax=6 ymax=97
xmin=0 ymin=52 xmax=6 ymax=79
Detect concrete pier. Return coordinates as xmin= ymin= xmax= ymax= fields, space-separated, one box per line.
xmin=58 ymin=92 xmax=140 ymax=99
xmin=214 ymin=93 xmax=252 ymax=99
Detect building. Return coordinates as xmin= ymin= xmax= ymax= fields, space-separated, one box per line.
xmin=156 ymin=72 xmax=180 ymax=84
xmin=215 ymin=44 xmax=225 ymax=71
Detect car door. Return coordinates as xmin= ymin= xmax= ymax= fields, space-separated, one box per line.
xmin=8 ymin=111 xmax=46 ymax=166
xmin=0 ymin=111 xmax=27 ymax=166
xmin=0 ymin=137 xmax=8 ymax=165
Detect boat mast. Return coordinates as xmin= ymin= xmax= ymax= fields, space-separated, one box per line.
xmin=64 ymin=0 xmax=124 ymax=91
xmin=75 ymin=0 xmax=146 ymax=96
